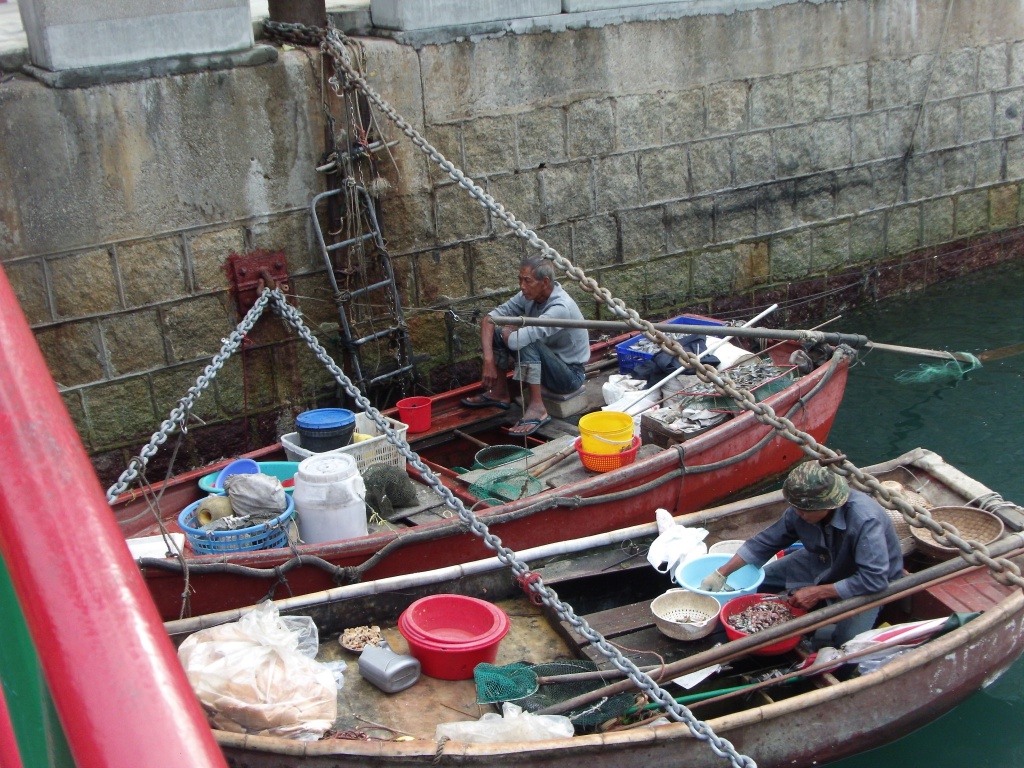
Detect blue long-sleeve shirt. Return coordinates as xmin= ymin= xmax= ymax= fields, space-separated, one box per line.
xmin=736 ymin=489 xmax=904 ymax=600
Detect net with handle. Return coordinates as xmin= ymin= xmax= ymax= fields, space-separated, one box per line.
xmin=475 ymin=660 xmax=635 ymax=733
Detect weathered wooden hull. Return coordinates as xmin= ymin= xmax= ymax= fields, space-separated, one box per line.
xmin=120 ymin=343 xmax=850 ymax=621
xmin=212 ymin=593 xmax=1024 ymax=767
xmin=179 ymin=448 xmax=1024 ymax=768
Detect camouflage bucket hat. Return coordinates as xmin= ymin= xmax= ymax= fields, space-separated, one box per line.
xmin=783 ymin=462 xmax=850 ymax=511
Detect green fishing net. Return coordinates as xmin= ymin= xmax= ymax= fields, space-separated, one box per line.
xmin=894 ymin=354 xmax=981 ymax=384
xmin=475 ymin=662 xmax=539 ymax=702
xmin=467 ymin=467 xmax=543 ymax=505
xmin=474 ymin=660 xmax=636 ymax=734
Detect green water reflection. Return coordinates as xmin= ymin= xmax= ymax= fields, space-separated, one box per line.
xmin=825 ymin=259 xmax=1024 ymax=767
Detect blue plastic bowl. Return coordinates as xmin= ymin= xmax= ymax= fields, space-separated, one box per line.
xmin=673 ymin=553 xmax=766 ymax=606
xmin=198 ymin=461 xmax=300 ymax=495
xmin=212 ymin=458 xmax=260 ymax=489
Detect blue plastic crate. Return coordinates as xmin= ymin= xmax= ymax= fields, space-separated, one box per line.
xmin=178 ymin=494 xmax=295 ymax=554
xmin=615 ymin=315 xmax=725 ymax=375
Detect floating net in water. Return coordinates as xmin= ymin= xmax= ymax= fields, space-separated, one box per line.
xmin=894 ymin=354 xmax=981 ymax=384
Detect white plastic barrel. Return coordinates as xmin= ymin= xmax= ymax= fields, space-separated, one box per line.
xmin=293 ymin=453 xmax=367 ymax=543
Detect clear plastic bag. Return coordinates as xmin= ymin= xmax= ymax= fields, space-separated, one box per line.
xmin=436 ymin=702 xmax=574 ymax=743
xmin=177 ymin=601 xmax=337 ymax=740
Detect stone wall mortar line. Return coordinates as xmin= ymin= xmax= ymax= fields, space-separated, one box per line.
xmin=0 ymin=206 xmax=311 ymax=266
xmin=53 ymin=334 xmax=310 ymax=395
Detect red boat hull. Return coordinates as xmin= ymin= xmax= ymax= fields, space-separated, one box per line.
xmin=117 ymin=345 xmax=850 ymax=621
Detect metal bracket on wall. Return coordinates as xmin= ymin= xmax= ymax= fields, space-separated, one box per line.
xmin=226 ymin=250 xmax=291 ymax=319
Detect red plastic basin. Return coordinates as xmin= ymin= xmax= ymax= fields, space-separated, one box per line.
xmin=398 ymin=595 xmax=510 ymax=680
xmin=719 ymin=593 xmax=808 ymax=656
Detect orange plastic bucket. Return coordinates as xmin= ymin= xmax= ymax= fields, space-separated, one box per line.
xmin=578 ymin=411 xmax=634 ymax=454
xmin=397 ymin=396 xmax=432 ymax=433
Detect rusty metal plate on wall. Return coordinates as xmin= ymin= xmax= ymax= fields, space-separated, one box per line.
xmin=226 ymin=250 xmax=291 ymax=319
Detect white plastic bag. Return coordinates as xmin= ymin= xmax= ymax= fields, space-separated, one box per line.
xmin=601 ymin=374 xmax=648 ymax=405
xmin=810 ymin=617 xmax=951 ymax=676
xmin=177 ymin=601 xmax=337 ymax=740
xmin=647 ymin=510 xmax=709 ymax=574
xmin=436 ymin=702 xmax=574 ymax=743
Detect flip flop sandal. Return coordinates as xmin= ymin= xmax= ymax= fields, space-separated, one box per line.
xmin=461 ymin=394 xmax=511 ymax=410
xmin=508 ymin=416 xmax=551 ymax=437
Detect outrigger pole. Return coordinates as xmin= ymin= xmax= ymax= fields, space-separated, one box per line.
xmin=489 ymin=316 xmax=981 ymax=365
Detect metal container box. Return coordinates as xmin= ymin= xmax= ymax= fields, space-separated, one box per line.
xmin=358 ymin=642 xmax=421 ymax=693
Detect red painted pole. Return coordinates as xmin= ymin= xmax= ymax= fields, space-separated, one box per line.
xmin=0 ymin=269 xmax=226 ymax=767
xmin=0 ymin=683 xmax=25 ymax=768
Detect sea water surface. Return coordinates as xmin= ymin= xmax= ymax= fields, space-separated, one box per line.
xmin=821 ymin=259 xmax=1024 ymax=767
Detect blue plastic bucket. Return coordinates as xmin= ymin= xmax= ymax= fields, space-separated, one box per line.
xmin=295 ymin=408 xmax=356 ymax=452
xmin=673 ymin=553 xmax=766 ymax=606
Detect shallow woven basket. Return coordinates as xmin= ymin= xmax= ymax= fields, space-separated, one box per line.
xmin=881 ymin=480 xmax=935 ymax=555
xmin=909 ymin=505 xmax=1005 ymax=560
xmin=651 ymin=589 xmax=721 ymax=641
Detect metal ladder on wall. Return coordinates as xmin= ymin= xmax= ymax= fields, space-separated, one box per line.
xmin=310 ymin=183 xmax=416 ymax=394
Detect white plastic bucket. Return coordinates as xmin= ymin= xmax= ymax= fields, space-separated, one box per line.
xmin=293 ymin=453 xmax=367 ymax=543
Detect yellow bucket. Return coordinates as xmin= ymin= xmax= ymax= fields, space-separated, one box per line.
xmin=578 ymin=411 xmax=635 ymax=455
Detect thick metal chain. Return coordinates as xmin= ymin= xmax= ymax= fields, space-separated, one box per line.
xmin=268 ymin=288 xmax=755 ymax=767
xmin=104 ymin=292 xmax=272 ymax=502
xmin=311 ymin=27 xmax=1024 ymax=590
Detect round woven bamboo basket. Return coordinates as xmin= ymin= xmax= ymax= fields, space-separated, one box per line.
xmin=651 ymin=589 xmax=721 ymax=641
xmin=908 ymin=505 xmax=1005 ymax=560
xmin=881 ymin=480 xmax=934 ymax=555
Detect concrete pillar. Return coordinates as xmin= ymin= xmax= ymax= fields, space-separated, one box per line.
xmin=18 ymin=0 xmax=253 ymax=71
xmin=370 ymin=0 xmax=560 ymax=31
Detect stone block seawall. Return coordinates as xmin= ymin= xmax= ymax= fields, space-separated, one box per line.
xmin=1 ymin=0 xmax=1022 ymax=486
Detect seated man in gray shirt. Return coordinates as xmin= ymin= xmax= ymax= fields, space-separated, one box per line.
xmin=461 ymin=256 xmax=590 ymax=436
xmin=701 ymin=461 xmax=904 ymax=648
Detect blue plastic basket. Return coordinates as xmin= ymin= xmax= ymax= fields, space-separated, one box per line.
xmin=178 ymin=494 xmax=295 ymax=554
xmin=615 ymin=315 xmax=724 ymax=375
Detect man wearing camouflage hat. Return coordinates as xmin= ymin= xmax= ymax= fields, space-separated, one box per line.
xmin=700 ymin=461 xmax=904 ymax=648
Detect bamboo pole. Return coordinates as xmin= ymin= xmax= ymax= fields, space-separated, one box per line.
xmin=490 ymin=316 xmax=980 ymax=364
